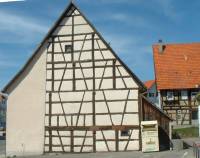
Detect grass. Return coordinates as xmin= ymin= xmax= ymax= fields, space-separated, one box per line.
xmin=172 ymin=127 xmax=199 ymax=138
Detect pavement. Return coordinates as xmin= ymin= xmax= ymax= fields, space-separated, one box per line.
xmin=17 ymin=149 xmax=193 ymax=158
xmin=0 ymin=139 xmax=196 ymax=158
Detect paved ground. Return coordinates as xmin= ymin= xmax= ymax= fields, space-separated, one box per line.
xmin=0 ymin=139 xmax=197 ymax=158
xmin=17 ymin=149 xmax=193 ymax=158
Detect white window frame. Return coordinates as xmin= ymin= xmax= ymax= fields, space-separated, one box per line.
xmin=181 ymin=90 xmax=188 ymax=100
xmin=167 ymin=91 xmax=174 ymax=101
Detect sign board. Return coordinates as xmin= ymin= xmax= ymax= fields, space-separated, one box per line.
xmin=141 ymin=120 xmax=159 ymax=152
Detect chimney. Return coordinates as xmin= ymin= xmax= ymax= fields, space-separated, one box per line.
xmin=158 ymin=39 xmax=165 ymax=53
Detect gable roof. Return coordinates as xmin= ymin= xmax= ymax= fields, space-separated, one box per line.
xmin=144 ymin=80 xmax=155 ymax=89
xmin=2 ymin=2 xmax=146 ymax=93
xmin=153 ymin=42 xmax=200 ymax=90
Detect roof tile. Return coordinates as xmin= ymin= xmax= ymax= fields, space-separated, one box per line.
xmin=153 ymin=43 xmax=200 ymax=90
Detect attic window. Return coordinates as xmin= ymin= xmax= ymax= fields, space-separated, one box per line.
xmin=148 ymin=93 xmax=155 ymax=97
xmin=181 ymin=90 xmax=188 ymax=100
xmin=121 ymin=130 xmax=130 ymax=136
xmin=167 ymin=91 xmax=174 ymax=101
xmin=65 ymin=45 xmax=72 ymax=53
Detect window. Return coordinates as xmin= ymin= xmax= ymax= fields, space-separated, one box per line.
xmin=148 ymin=93 xmax=154 ymax=97
xmin=181 ymin=90 xmax=188 ymax=100
xmin=167 ymin=91 xmax=174 ymax=101
xmin=192 ymin=110 xmax=198 ymax=120
xmin=65 ymin=45 xmax=72 ymax=53
xmin=121 ymin=130 xmax=130 ymax=136
xmin=191 ymin=92 xmax=198 ymax=101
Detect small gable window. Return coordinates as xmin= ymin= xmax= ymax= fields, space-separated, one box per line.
xmin=181 ymin=90 xmax=188 ymax=100
xmin=121 ymin=130 xmax=130 ymax=137
xmin=65 ymin=45 xmax=72 ymax=53
xmin=148 ymin=93 xmax=155 ymax=97
xmin=167 ymin=91 xmax=174 ymax=101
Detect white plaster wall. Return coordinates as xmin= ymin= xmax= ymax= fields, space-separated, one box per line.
xmin=6 ymin=46 xmax=47 ymax=157
xmin=45 ymin=7 xmax=141 ymax=152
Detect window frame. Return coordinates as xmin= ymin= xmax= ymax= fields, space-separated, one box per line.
xmin=166 ymin=91 xmax=174 ymax=101
xmin=65 ymin=45 xmax=72 ymax=54
xmin=121 ymin=130 xmax=130 ymax=137
xmin=181 ymin=90 xmax=188 ymax=100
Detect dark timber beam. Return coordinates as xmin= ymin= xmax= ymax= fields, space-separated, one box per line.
xmin=92 ymin=33 xmax=96 ymax=152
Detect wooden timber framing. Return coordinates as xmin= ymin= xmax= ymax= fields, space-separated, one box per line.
xmin=2 ymin=2 xmax=175 ymax=156
xmin=160 ymin=89 xmax=199 ymax=125
xmin=43 ymin=2 xmax=145 ymax=153
xmin=141 ymin=96 xmax=172 ymax=135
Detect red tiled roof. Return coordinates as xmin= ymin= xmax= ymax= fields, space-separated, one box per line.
xmin=144 ymin=80 xmax=155 ymax=89
xmin=153 ymin=43 xmax=200 ymax=90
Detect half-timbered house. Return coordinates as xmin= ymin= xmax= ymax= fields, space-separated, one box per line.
xmin=2 ymin=2 xmax=171 ymax=156
xmin=144 ymin=80 xmax=159 ymax=108
xmin=153 ymin=41 xmax=200 ymax=125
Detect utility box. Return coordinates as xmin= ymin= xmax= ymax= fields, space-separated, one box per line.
xmin=141 ymin=120 xmax=159 ymax=152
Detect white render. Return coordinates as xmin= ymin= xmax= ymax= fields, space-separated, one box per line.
xmin=5 ymin=3 xmax=144 ymax=156
xmin=6 ymin=45 xmax=47 ymax=156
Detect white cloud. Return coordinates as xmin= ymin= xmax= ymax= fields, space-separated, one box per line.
xmin=93 ymin=0 xmax=140 ymax=4
xmin=83 ymin=0 xmax=180 ymax=22
xmin=0 ymin=10 xmax=48 ymax=43
xmin=0 ymin=54 xmax=18 ymax=68
xmin=153 ymin=0 xmax=180 ymax=21
xmin=0 ymin=60 xmax=18 ymax=68
xmin=0 ymin=0 xmax=25 ymax=2
xmin=108 ymin=13 xmax=151 ymax=29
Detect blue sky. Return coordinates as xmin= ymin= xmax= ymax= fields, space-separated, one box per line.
xmin=1 ymin=0 xmax=200 ymax=89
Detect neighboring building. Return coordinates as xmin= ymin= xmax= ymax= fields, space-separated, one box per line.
xmin=144 ymin=80 xmax=159 ymax=108
xmin=0 ymin=93 xmax=7 ymax=129
xmin=153 ymin=41 xmax=200 ymax=125
xmin=2 ymin=2 xmax=171 ymax=156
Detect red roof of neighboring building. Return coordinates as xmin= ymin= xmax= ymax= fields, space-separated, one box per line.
xmin=153 ymin=43 xmax=200 ymax=90
xmin=144 ymin=80 xmax=155 ymax=89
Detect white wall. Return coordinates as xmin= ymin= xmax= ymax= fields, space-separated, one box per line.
xmin=44 ymin=8 xmax=140 ymax=152
xmin=6 ymin=45 xmax=47 ymax=157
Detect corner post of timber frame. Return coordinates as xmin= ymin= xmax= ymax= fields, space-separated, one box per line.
xmin=49 ymin=92 xmax=52 ymax=152
xmin=138 ymin=91 xmax=142 ymax=151
xmin=92 ymin=33 xmax=96 ymax=152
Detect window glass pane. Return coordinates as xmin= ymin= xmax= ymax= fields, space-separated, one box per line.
xmin=181 ymin=90 xmax=188 ymax=100
xmin=65 ymin=45 xmax=72 ymax=53
xmin=121 ymin=130 xmax=130 ymax=136
xmin=167 ymin=91 xmax=174 ymax=101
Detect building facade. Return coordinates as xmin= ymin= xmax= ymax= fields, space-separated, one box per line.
xmin=0 ymin=93 xmax=7 ymax=129
xmin=144 ymin=80 xmax=159 ymax=108
xmin=153 ymin=42 xmax=200 ymax=125
xmin=2 ymin=2 xmax=171 ymax=157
